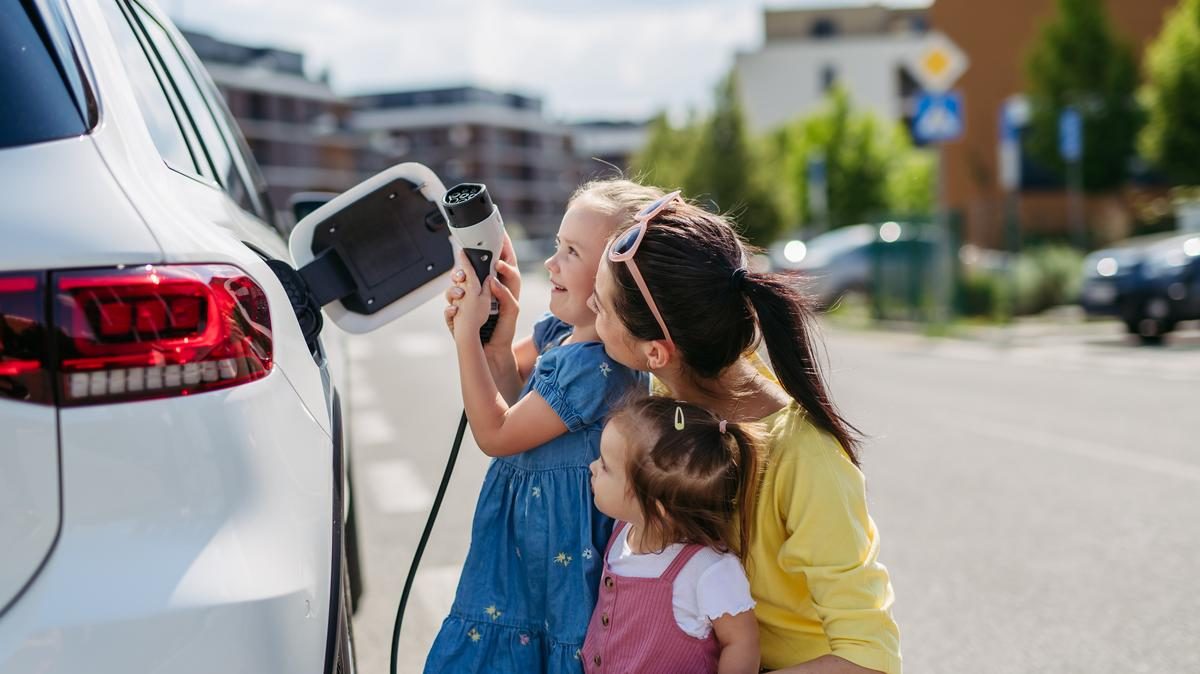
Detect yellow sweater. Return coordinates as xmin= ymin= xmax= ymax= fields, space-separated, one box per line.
xmin=751 ymin=402 xmax=901 ymax=673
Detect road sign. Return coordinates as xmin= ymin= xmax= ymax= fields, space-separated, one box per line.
xmin=905 ymin=32 xmax=969 ymax=92
xmin=913 ymin=91 xmax=964 ymax=144
xmin=998 ymin=95 xmax=1030 ymax=191
xmin=1059 ymin=107 xmax=1082 ymax=161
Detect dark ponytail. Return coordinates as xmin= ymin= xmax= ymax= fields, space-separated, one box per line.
xmin=742 ymin=273 xmax=862 ymax=464
xmin=606 ymin=198 xmax=862 ymax=465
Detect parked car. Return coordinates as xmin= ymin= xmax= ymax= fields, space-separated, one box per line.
xmin=1080 ymin=231 xmax=1200 ymax=343
xmin=769 ymin=224 xmax=878 ymax=308
xmin=770 ymin=222 xmax=937 ymax=311
xmin=1 ymin=1 xmax=368 ymax=671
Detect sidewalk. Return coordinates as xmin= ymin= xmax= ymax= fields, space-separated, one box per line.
xmin=826 ymin=299 xmax=1200 ymax=350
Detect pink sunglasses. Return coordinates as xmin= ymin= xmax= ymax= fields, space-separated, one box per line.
xmin=606 ymin=190 xmax=681 ymax=345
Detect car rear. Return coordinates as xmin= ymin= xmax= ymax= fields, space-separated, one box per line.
xmin=0 ymin=2 xmax=342 ymax=672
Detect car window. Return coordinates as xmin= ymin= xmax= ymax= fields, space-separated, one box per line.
xmin=130 ymin=4 xmax=258 ymax=215
xmin=808 ymin=225 xmax=876 ymax=255
xmin=97 ymin=0 xmax=200 ymax=174
xmin=0 ymin=2 xmax=88 ymax=148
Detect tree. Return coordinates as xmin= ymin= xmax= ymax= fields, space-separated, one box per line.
xmin=631 ymin=112 xmax=698 ymax=189
xmin=1024 ymin=0 xmax=1140 ymax=191
xmin=775 ymin=88 xmax=901 ymax=229
xmin=1140 ymin=0 xmax=1200 ymax=185
xmin=681 ymin=74 xmax=784 ymax=246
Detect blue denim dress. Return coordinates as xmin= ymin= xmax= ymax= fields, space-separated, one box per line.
xmin=424 ymin=314 xmax=646 ymax=674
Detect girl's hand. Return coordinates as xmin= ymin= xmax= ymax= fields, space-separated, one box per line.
xmin=487 ymin=256 xmax=521 ymax=349
xmin=444 ymin=233 xmax=520 ymax=340
xmin=443 ymin=267 xmax=468 ymax=336
xmin=496 ymin=232 xmax=521 ymax=302
xmin=451 ymin=249 xmax=502 ymax=344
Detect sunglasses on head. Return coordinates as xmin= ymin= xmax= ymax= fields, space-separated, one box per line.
xmin=606 ymin=190 xmax=681 ymax=345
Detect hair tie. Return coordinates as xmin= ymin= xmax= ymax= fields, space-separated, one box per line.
xmin=718 ymin=420 xmax=728 ymax=434
xmin=730 ymin=267 xmax=748 ymax=292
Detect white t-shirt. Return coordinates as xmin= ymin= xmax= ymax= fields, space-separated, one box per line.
xmin=606 ymin=523 xmax=756 ymax=639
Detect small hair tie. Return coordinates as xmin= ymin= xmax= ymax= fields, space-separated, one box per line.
xmin=674 ymin=405 xmax=686 ymax=431
xmin=730 ymin=267 xmax=748 ymax=292
xmin=719 ymin=420 xmax=728 ymax=434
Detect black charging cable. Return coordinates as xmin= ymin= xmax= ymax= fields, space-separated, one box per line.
xmin=390 ymin=410 xmax=467 ymax=674
xmin=389 ymin=318 xmax=497 ymax=674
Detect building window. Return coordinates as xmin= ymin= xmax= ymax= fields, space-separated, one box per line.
xmin=811 ymin=18 xmax=838 ymax=38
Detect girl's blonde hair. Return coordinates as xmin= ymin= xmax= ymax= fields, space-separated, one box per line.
xmin=610 ymin=395 xmax=765 ymax=563
xmin=568 ymin=178 xmax=663 ymax=231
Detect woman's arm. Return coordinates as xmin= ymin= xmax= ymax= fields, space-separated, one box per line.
xmin=767 ymin=655 xmax=883 ymax=674
xmin=773 ymin=433 xmax=902 ymax=674
xmin=711 ymin=610 xmax=760 ymax=674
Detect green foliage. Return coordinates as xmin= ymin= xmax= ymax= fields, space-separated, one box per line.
xmin=885 ymin=145 xmax=936 ymax=218
xmin=1140 ymin=0 xmax=1200 ymax=185
xmin=682 ymin=74 xmax=784 ymax=246
xmin=632 ymin=112 xmax=698 ymax=189
xmin=634 ymin=80 xmax=933 ymax=244
xmin=957 ymin=244 xmax=1086 ymax=318
xmin=1024 ymin=0 xmax=1141 ymax=192
xmin=632 ymin=76 xmax=784 ymax=246
xmin=771 ymin=88 xmax=934 ymax=229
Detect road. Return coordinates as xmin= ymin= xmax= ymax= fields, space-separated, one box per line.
xmin=347 ymin=276 xmax=1199 ymax=674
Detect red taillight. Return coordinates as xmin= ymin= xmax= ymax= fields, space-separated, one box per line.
xmin=52 ymin=264 xmax=272 ymax=406
xmin=0 ymin=273 xmax=52 ymax=404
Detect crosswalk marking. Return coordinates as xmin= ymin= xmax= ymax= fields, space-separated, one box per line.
xmin=353 ymin=409 xmax=398 ymax=446
xmin=413 ymin=563 xmax=462 ymax=617
xmin=365 ymin=459 xmax=435 ymax=514
xmin=395 ymin=332 xmax=448 ymax=358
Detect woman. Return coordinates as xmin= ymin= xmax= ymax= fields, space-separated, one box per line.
xmin=584 ymin=190 xmax=902 ymax=674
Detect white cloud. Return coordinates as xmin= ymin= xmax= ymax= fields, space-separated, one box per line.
xmin=160 ymin=0 xmax=927 ymax=121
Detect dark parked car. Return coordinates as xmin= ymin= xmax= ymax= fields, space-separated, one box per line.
xmin=1080 ymin=232 xmax=1200 ymax=343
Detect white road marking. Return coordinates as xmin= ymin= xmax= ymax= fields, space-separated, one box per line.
xmin=948 ymin=415 xmax=1200 ymax=484
xmin=365 ymin=459 xmax=435 ymax=514
xmin=353 ymin=382 xmax=379 ymax=408
xmin=354 ymin=409 xmax=398 ymax=447
xmin=395 ymin=333 xmax=449 ymax=358
xmin=413 ymin=563 xmax=462 ymax=618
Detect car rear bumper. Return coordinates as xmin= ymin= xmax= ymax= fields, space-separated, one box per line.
xmin=0 ymin=370 xmax=336 ymax=674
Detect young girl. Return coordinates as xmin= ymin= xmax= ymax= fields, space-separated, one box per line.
xmin=588 ymin=190 xmax=902 ymax=674
xmin=581 ymin=396 xmax=762 ymax=674
xmin=428 ymin=180 xmax=660 ymax=673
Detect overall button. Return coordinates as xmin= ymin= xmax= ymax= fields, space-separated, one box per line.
xmin=603 ymin=576 xmax=614 ymax=589
xmin=593 ymin=654 xmax=602 ymax=666
xmin=601 ymin=612 xmax=610 ymax=627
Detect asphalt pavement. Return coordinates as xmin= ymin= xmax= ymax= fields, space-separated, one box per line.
xmin=347 ymin=276 xmax=1199 ymax=674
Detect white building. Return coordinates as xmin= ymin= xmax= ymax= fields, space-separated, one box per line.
xmin=735 ymin=4 xmax=931 ymax=133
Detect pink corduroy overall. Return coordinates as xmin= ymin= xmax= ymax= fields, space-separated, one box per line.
xmin=580 ymin=522 xmax=721 ymax=673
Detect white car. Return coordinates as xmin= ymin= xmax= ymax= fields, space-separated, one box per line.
xmin=1 ymin=1 xmax=453 ymax=672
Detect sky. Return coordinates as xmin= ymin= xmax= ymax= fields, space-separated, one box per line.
xmin=159 ymin=0 xmax=930 ymax=122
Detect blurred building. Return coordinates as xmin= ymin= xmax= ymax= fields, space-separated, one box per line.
xmin=183 ymin=30 xmax=377 ymax=229
xmin=351 ymin=87 xmax=578 ymax=239
xmin=930 ymin=0 xmax=1179 ymax=248
xmin=735 ymin=4 xmax=931 ymax=133
xmin=569 ymin=120 xmax=651 ymax=182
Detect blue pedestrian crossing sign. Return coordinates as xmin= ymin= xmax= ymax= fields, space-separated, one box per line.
xmin=913 ymin=91 xmax=964 ymax=144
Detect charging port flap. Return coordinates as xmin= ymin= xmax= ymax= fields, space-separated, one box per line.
xmin=289 ymin=163 xmax=453 ymax=334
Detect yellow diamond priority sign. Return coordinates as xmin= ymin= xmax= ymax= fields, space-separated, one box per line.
xmin=905 ymin=32 xmax=968 ymax=93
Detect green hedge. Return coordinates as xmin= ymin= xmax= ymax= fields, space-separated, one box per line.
xmin=957 ymin=245 xmax=1085 ymax=319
